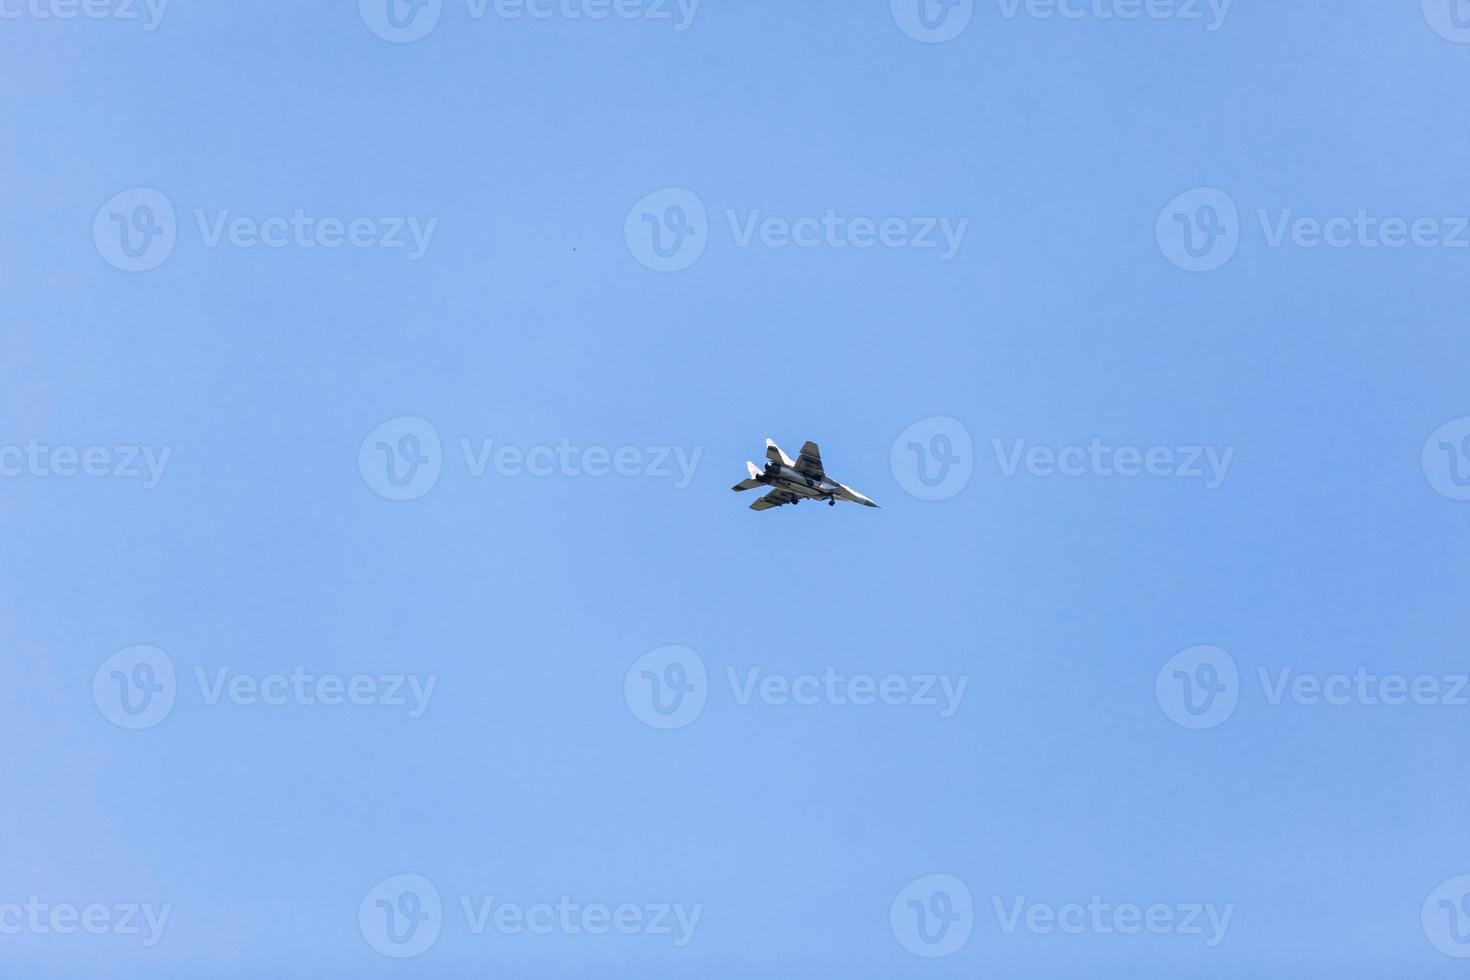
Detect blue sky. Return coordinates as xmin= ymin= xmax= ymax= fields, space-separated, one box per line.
xmin=5 ymin=1 xmax=1470 ymax=976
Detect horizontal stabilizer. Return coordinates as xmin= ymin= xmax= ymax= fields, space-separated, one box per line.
xmin=732 ymin=460 xmax=763 ymax=492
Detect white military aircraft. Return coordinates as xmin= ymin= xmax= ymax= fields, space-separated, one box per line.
xmin=732 ymin=439 xmax=879 ymax=511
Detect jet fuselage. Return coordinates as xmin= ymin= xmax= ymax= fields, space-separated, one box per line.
xmin=758 ymin=463 xmax=839 ymax=500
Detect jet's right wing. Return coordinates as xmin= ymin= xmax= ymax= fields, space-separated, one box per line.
xmin=793 ymin=441 xmax=824 ymax=479
xmin=750 ymin=488 xmax=798 ymax=511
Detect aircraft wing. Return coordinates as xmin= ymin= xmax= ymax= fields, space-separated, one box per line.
xmin=794 ymin=441 xmax=824 ymax=479
xmin=750 ymin=488 xmax=799 ymax=511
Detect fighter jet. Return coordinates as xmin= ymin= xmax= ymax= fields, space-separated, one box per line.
xmin=731 ymin=439 xmax=879 ymax=511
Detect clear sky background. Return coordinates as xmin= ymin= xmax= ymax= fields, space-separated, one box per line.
xmin=5 ymin=1 xmax=1470 ymax=976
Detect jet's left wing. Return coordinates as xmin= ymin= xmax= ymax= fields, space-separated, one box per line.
xmin=794 ymin=441 xmax=825 ymax=480
xmin=750 ymin=488 xmax=798 ymax=511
